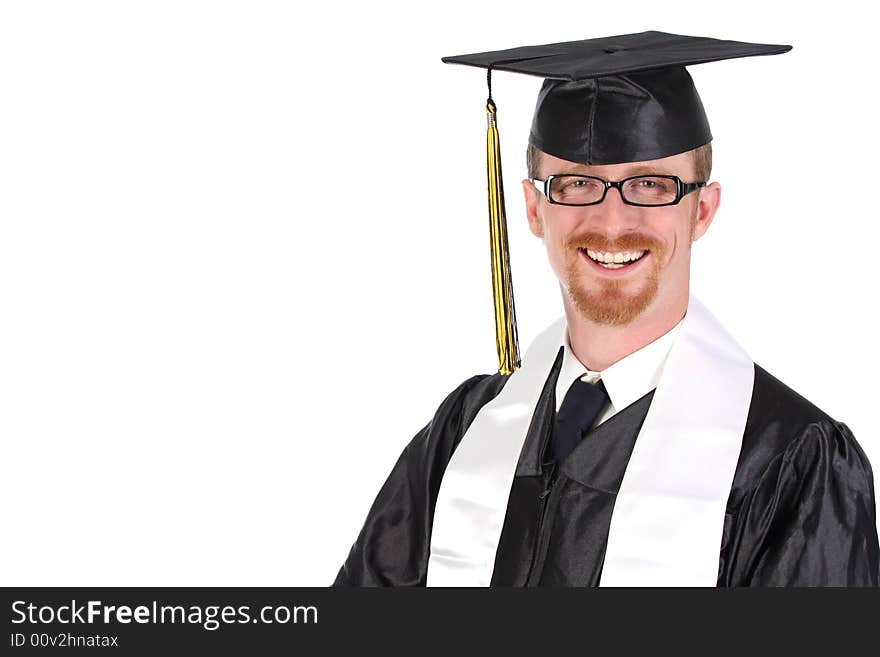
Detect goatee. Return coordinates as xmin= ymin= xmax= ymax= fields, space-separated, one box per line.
xmin=562 ymin=230 xmax=665 ymax=326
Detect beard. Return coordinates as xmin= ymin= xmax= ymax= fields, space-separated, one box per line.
xmin=560 ymin=213 xmax=696 ymax=326
xmin=562 ymin=231 xmax=663 ymax=326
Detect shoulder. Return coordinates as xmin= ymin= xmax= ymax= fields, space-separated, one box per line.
xmin=744 ymin=363 xmax=852 ymax=455
xmin=332 ymin=372 xmax=510 ymax=586
xmin=404 ymin=371 xmax=510 ymax=460
xmin=408 ymin=373 xmax=510 ymax=442
xmin=730 ymin=363 xmax=875 ymax=507
xmin=436 ymin=371 xmax=510 ymax=423
xmin=747 ymin=363 xmax=837 ymax=436
xmin=722 ymin=366 xmax=879 ymax=585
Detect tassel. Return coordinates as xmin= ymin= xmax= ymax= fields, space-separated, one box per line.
xmin=485 ymin=96 xmax=520 ymax=374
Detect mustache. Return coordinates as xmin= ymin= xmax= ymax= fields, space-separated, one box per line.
xmin=565 ymin=231 xmax=661 ymax=252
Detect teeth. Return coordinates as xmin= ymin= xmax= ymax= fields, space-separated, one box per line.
xmin=585 ymin=249 xmax=646 ymax=264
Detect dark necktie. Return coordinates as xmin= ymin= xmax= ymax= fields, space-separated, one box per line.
xmin=552 ymin=377 xmax=609 ymax=464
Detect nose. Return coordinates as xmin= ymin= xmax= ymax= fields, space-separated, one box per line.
xmin=586 ymin=185 xmax=637 ymax=236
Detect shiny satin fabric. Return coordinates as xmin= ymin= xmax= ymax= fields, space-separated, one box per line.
xmin=441 ymin=31 xmax=790 ymax=166
xmin=529 ymin=68 xmax=712 ymax=165
xmin=719 ymin=372 xmax=879 ymax=586
xmin=333 ymin=365 xmax=880 ymax=586
xmin=492 ymin=377 xmax=655 ymax=586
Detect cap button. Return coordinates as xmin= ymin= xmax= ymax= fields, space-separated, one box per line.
xmin=603 ymin=45 xmax=625 ymax=54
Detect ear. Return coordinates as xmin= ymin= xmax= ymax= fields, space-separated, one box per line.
xmin=522 ymin=179 xmax=544 ymax=238
xmin=691 ymin=181 xmax=721 ymax=242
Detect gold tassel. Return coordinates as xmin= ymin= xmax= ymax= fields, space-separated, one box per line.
xmin=486 ymin=99 xmax=520 ymax=374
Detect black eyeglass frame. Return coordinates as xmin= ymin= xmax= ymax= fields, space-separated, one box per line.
xmin=530 ymin=174 xmax=707 ymax=207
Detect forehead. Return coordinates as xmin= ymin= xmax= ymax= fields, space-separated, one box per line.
xmin=540 ymin=150 xmax=696 ymax=179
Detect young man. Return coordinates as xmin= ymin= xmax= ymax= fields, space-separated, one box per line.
xmin=333 ymin=32 xmax=879 ymax=586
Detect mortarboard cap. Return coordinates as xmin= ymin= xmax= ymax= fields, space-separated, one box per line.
xmin=441 ymin=32 xmax=791 ymax=373
xmin=443 ymin=31 xmax=792 ymax=164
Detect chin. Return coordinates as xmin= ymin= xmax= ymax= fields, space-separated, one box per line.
xmin=567 ymin=280 xmax=660 ymax=326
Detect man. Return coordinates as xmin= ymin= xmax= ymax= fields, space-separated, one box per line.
xmin=333 ymin=32 xmax=880 ymax=586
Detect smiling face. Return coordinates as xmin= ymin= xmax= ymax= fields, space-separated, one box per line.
xmin=523 ymin=149 xmax=721 ymax=327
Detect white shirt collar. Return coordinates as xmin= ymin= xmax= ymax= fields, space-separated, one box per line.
xmin=555 ymin=316 xmax=685 ymax=413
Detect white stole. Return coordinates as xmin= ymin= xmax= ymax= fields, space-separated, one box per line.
xmin=426 ymin=296 xmax=754 ymax=587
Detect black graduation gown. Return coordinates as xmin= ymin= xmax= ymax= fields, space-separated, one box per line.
xmin=333 ymin=355 xmax=880 ymax=586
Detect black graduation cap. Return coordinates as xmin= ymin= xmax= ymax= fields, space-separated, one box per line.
xmin=440 ymin=32 xmax=791 ymax=374
xmin=443 ymin=31 xmax=792 ymax=165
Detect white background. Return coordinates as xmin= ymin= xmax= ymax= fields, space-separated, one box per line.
xmin=1 ymin=1 xmax=877 ymax=585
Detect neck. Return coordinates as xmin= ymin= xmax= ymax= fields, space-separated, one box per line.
xmin=564 ymin=289 xmax=689 ymax=372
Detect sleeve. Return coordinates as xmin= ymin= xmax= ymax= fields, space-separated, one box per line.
xmin=741 ymin=420 xmax=880 ymax=586
xmin=331 ymin=374 xmax=492 ymax=587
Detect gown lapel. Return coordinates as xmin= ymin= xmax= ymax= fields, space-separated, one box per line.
xmin=492 ymin=388 xmax=655 ymax=586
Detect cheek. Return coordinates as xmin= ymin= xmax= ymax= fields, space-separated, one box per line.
xmin=543 ymin=228 xmax=572 ymax=275
xmin=662 ymin=233 xmax=694 ymax=272
xmin=543 ymin=215 xmax=576 ymax=245
xmin=656 ymin=213 xmax=694 ymax=262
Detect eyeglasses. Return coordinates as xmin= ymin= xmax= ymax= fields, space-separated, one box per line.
xmin=530 ymin=174 xmax=706 ymax=207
